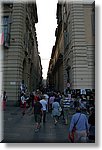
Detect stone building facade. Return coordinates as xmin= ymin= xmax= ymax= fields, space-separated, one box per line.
xmin=47 ymin=3 xmax=64 ymax=92
xmin=47 ymin=1 xmax=95 ymax=93
xmin=1 ymin=2 xmax=42 ymax=103
xmin=63 ymin=1 xmax=95 ymax=91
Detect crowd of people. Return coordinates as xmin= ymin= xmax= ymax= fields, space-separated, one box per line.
xmin=19 ymin=86 xmax=95 ymax=143
xmin=2 ymin=86 xmax=95 ymax=143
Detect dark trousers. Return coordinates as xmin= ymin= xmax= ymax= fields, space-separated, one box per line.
xmin=43 ymin=110 xmax=46 ymax=123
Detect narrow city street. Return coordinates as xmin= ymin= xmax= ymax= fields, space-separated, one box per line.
xmin=0 ymin=1 xmax=95 ymax=145
xmin=2 ymin=106 xmax=72 ymax=143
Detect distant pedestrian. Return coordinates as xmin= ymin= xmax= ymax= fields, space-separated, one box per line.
xmin=63 ymin=101 xmax=70 ymax=125
xmin=2 ymin=91 xmax=7 ymax=111
xmin=21 ymin=93 xmax=26 ymax=115
xmin=43 ymin=93 xmax=49 ymax=112
xmin=88 ymin=107 xmax=95 ymax=142
xmin=20 ymin=80 xmax=27 ymax=94
xmin=52 ymin=99 xmax=61 ymax=125
xmin=34 ymin=94 xmax=40 ymax=103
xmin=34 ymin=99 xmax=43 ymax=132
xmin=68 ymin=107 xmax=89 ymax=143
xmin=49 ymin=94 xmax=55 ymax=112
xmin=56 ymin=92 xmax=61 ymax=104
xmin=40 ymin=95 xmax=48 ymax=123
xmin=74 ymin=99 xmax=79 ymax=109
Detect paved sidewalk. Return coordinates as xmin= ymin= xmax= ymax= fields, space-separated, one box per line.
xmin=2 ymin=106 xmax=71 ymax=143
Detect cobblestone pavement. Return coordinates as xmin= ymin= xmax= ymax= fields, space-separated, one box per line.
xmin=2 ymin=106 xmax=74 ymax=143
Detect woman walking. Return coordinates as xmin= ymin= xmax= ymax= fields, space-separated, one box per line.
xmin=52 ymin=99 xmax=61 ymax=125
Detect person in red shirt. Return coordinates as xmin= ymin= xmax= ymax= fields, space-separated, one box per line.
xmin=34 ymin=95 xmax=39 ymax=102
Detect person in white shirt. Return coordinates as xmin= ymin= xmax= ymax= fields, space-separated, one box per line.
xmin=21 ymin=93 xmax=26 ymax=115
xmin=43 ymin=93 xmax=49 ymax=112
xmin=40 ymin=95 xmax=48 ymax=123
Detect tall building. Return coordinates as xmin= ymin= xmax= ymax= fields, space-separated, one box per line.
xmin=47 ymin=1 xmax=95 ymax=93
xmin=1 ymin=2 xmax=42 ymax=104
xmin=63 ymin=1 xmax=95 ymax=91
xmin=47 ymin=3 xmax=64 ymax=92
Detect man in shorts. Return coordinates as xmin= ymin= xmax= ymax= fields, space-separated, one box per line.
xmin=34 ymin=99 xmax=43 ymax=132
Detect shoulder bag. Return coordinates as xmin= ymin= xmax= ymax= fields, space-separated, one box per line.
xmin=68 ymin=113 xmax=81 ymax=142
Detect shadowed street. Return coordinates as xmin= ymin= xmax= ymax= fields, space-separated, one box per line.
xmin=2 ymin=106 xmax=71 ymax=143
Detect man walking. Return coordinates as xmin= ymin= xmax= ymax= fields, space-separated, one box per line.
xmin=34 ymin=99 xmax=43 ymax=132
xmin=68 ymin=107 xmax=89 ymax=143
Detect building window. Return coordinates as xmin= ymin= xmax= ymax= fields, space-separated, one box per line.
xmin=2 ymin=16 xmax=11 ymax=48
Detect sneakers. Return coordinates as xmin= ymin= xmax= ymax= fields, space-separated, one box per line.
xmin=34 ymin=128 xmax=39 ymax=132
xmin=34 ymin=124 xmax=41 ymax=132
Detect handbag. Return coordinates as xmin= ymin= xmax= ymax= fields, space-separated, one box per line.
xmin=59 ymin=107 xmax=62 ymax=112
xmin=68 ymin=113 xmax=81 ymax=142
